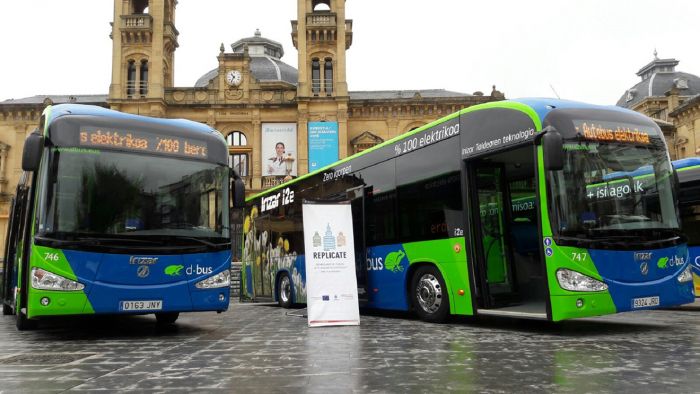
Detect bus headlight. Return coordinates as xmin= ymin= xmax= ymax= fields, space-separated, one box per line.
xmin=677 ymin=265 xmax=693 ymax=283
xmin=556 ymin=269 xmax=608 ymax=292
xmin=195 ymin=270 xmax=230 ymax=289
xmin=31 ymin=268 xmax=84 ymax=291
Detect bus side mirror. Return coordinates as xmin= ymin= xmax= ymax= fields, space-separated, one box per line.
xmin=542 ymin=127 xmax=564 ymax=171
xmin=21 ymin=132 xmax=44 ymax=172
xmin=231 ymin=170 xmax=246 ymax=208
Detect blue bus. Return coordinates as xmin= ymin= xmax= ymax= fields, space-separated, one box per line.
xmin=242 ymin=98 xmax=694 ymax=322
xmin=675 ymin=157 xmax=700 ymax=296
xmin=1 ymin=104 xmax=245 ymax=329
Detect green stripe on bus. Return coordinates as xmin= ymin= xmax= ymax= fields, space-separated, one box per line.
xmin=459 ymin=101 xmax=543 ymax=132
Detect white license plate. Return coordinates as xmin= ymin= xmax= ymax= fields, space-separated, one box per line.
xmin=120 ymin=300 xmax=163 ymax=311
xmin=632 ymin=296 xmax=660 ymax=309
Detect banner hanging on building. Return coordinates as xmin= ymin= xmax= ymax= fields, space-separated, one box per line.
xmin=308 ymin=121 xmax=339 ymax=172
xmin=262 ymin=123 xmax=297 ymax=177
xmin=302 ymin=202 xmax=360 ymax=327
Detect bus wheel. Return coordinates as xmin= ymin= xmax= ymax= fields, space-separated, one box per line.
xmin=411 ymin=266 xmax=449 ymax=323
xmin=16 ymin=309 xmax=37 ymax=330
xmin=155 ymin=312 xmax=179 ymax=325
xmin=2 ymin=303 xmax=12 ymax=315
xmin=277 ymin=273 xmax=293 ymax=308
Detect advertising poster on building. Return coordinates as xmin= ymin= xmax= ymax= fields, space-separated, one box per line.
xmin=302 ymin=202 xmax=360 ymax=327
xmin=308 ymin=121 xmax=339 ymax=172
xmin=262 ymin=123 xmax=297 ymax=177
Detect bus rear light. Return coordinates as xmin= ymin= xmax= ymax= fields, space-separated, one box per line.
xmin=677 ymin=265 xmax=693 ymax=283
xmin=31 ymin=268 xmax=84 ymax=291
xmin=195 ymin=270 xmax=230 ymax=289
xmin=556 ymin=269 xmax=608 ymax=292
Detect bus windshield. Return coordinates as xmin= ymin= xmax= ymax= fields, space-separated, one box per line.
xmin=38 ymin=148 xmax=229 ymax=242
xmin=548 ymin=140 xmax=679 ymax=241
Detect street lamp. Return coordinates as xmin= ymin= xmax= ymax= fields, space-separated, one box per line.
xmin=283 ymin=153 xmax=295 ymax=181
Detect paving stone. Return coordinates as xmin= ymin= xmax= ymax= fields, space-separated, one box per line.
xmin=1 ymin=302 xmax=699 ymax=392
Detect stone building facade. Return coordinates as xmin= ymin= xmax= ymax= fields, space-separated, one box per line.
xmin=0 ymin=0 xmax=501 ymax=254
xmin=617 ymin=54 xmax=700 ymax=160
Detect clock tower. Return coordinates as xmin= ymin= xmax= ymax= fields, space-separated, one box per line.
xmin=108 ymin=0 xmax=178 ymax=117
xmin=292 ymin=0 xmax=353 ymax=158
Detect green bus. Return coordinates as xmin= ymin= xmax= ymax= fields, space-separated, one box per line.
xmin=241 ymin=98 xmax=694 ymax=322
xmin=674 ymin=157 xmax=700 ymax=295
xmin=1 ymin=104 xmax=245 ymax=329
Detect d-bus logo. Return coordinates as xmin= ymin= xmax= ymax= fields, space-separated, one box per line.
xmin=367 ymin=250 xmax=406 ymax=272
xmin=129 ymin=256 xmax=159 ymax=265
xmin=657 ymin=255 xmax=685 ymax=269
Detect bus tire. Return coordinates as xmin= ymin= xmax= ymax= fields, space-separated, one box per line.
xmin=16 ymin=308 xmax=37 ymax=330
xmin=411 ymin=265 xmax=450 ymax=323
xmin=3 ymin=303 xmax=13 ymax=315
xmin=277 ymin=273 xmax=293 ymax=308
xmin=155 ymin=312 xmax=179 ymax=325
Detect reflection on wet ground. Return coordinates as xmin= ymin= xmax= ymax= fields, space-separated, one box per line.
xmin=1 ymin=302 xmax=699 ymax=392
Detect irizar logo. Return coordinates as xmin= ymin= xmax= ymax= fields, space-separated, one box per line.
xmin=129 ymin=256 xmax=159 ymax=265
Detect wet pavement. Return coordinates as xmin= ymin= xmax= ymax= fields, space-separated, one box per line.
xmin=1 ymin=301 xmax=700 ymax=393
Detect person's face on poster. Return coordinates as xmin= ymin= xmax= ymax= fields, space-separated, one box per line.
xmin=275 ymin=143 xmax=285 ymax=158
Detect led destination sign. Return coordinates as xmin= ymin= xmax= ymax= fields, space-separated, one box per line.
xmin=79 ymin=127 xmax=208 ymax=158
xmin=574 ymin=120 xmax=653 ymax=145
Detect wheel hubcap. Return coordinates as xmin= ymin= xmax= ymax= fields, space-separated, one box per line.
xmin=416 ymin=274 xmax=442 ymax=313
xmin=280 ymin=276 xmax=291 ymax=303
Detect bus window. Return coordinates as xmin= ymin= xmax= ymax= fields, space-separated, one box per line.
xmin=397 ymin=140 xmax=462 ymax=242
xmin=356 ymin=161 xmax=396 ymax=246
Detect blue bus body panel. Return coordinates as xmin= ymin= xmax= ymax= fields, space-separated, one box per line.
xmin=62 ymin=249 xmax=231 ymax=313
xmin=510 ymin=98 xmax=639 ymax=125
xmin=588 ymin=244 xmax=695 ymax=311
xmin=365 ymin=244 xmax=410 ymax=311
xmin=691 ymin=246 xmax=700 ymax=276
xmin=673 ymin=157 xmax=700 ymax=170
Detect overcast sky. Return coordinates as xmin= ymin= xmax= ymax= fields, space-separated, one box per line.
xmin=1 ymin=1 xmax=698 ymax=105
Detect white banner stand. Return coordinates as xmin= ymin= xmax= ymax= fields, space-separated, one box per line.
xmin=302 ymin=201 xmax=360 ymax=327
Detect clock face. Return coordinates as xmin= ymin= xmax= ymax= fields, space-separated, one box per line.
xmin=226 ymin=70 xmax=242 ymax=86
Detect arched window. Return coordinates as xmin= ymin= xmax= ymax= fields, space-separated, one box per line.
xmin=126 ymin=60 xmax=136 ymax=96
xmin=226 ymin=131 xmax=247 ymax=146
xmin=312 ymin=0 xmax=331 ymax=12
xmin=324 ymin=58 xmax=333 ymax=96
xmin=133 ymin=0 xmax=149 ymax=14
xmin=227 ymin=131 xmax=249 ymax=177
xmin=311 ymin=58 xmax=321 ymax=96
xmin=139 ymin=60 xmax=148 ymax=96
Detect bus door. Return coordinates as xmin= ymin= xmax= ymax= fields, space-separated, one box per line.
xmin=347 ymin=186 xmax=369 ymax=303
xmin=470 ymin=163 xmax=518 ymax=308
xmin=2 ymin=176 xmax=32 ymax=313
xmin=253 ymin=214 xmax=272 ymax=299
xmin=2 ymin=197 xmax=20 ymax=309
xmin=467 ymin=145 xmax=547 ymax=317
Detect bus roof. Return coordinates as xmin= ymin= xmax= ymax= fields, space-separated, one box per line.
xmin=509 ymin=98 xmax=640 ymax=124
xmin=673 ymin=157 xmax=700 ymax=171
xmin=45 ymin=104 xmax=221 ymax=137
xmin=247 ymin=98 xmax=650 ymax=201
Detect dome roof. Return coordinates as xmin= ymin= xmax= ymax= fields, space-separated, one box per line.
xmin=617 ymin=57 xmax=700 ymax=108
xmin=194 ymin=29 xmax=298 ymax=88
